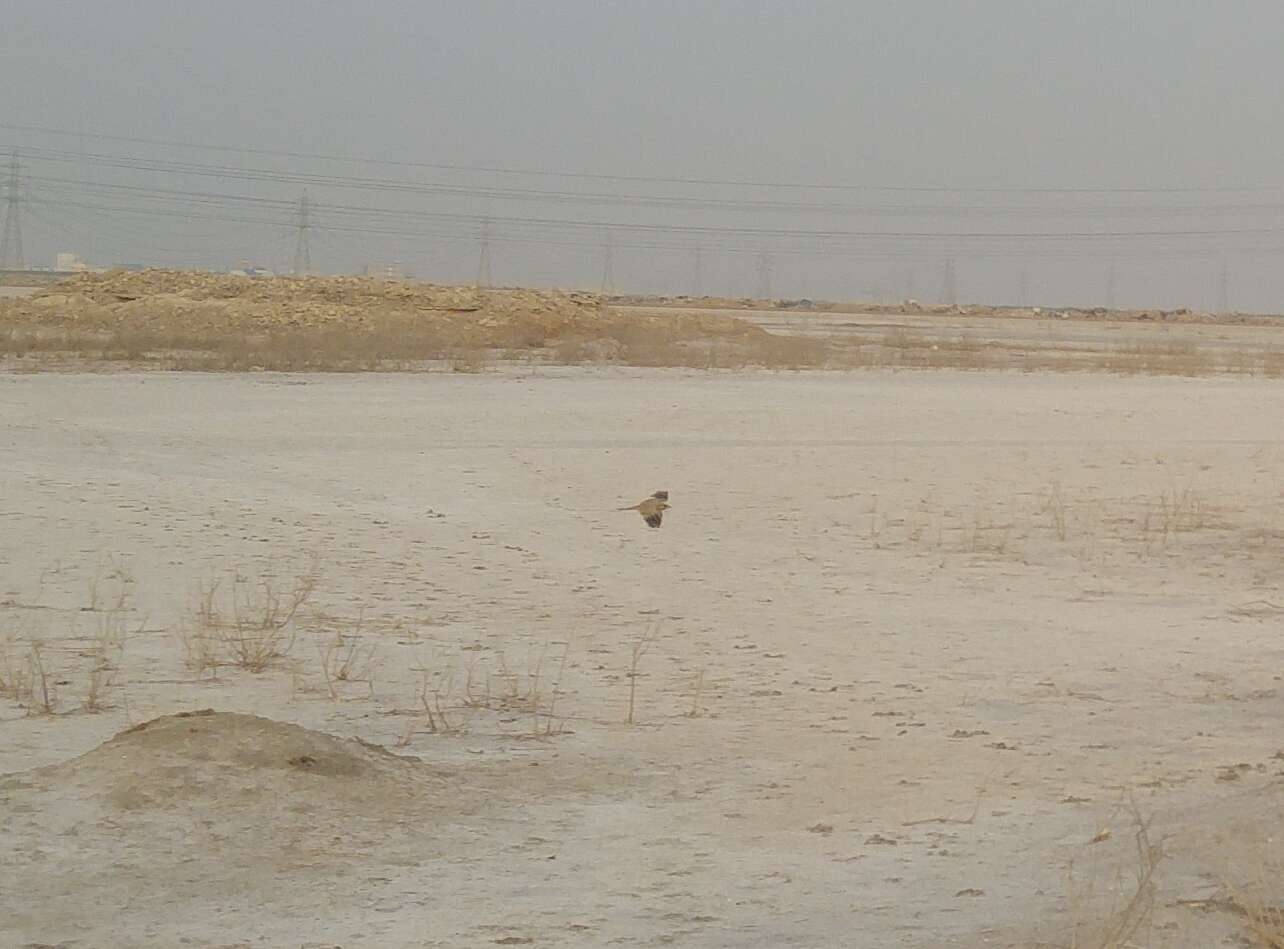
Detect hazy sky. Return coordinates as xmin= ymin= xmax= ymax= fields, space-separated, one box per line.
xmin=4 ymin=2 xmax=1284 ymax=309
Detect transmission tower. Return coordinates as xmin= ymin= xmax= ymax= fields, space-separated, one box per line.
xmin=692 ymin=245 xmax=703 ymax=297
xmin=292 ymin=189 xmax=312 ymax=276
xmin=1 ymin=151 xmax=24 ymax=271
xmin=476 ymin=217 xmax=492 ymax=288
xmin=1218 ymin=259 xmax=1229 ymax=313
xmin=755 ymin=251 xmax=773 ymax=300
xmin=600 ymin=230 xmax=615 ymax=292
xmin=904 ymin=267 xmax=916 ymax=302
xmin=942 ymin=258 xmax=957 ymax=306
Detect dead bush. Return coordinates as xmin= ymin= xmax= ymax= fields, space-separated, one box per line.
xmin=179 ymin=564 xmax=320 ymax=674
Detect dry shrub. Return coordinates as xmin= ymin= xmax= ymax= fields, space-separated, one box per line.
xmin=388 ymin=641 xmax=576 ymax=745
xmin=25 ymin=640 xmax=56 ymax=716
xmin=315 ymin=613 xmax=379 ymax=701
xmin=1226 ymin=887 xmax=1284 ymax=948
xmin=179 ymin=564 xmax=319 ymax=675
xmin=87 ymin=553 xmax=134 ymax=612
xmin=1065 ymin=799 xmax=1163 ymax=948
xmin=1043 ymin=480 xmax=1069 ymax=541
xmin=1214 ymin=834 xmax=1284 ymax=948
xmin=223 ymin=573 xmax=316 ymax=672
xmin=624 ymin=626 xmax=658 ymax=725
xmin=397 ymin=659 xmax=472 ymax=743
xmin=1103 ymin=340 xmax=1213 ymax=376
xmin=177 ymin=580 xmax=223 ymax=677
xmin=81 ymin=608 xmax=141 ymax=712
xmin=0 ymin=633 xmax=33 ymax=706
xmin=685 ymin=668 xmax=707 ymax=718
xmin=459 ymin=642 xmax=571 ymax=736
xmin=964 ymin=503 xmax=1016 ymax=557
xmin=1138 ymin=485 xmax=1209 ymax=554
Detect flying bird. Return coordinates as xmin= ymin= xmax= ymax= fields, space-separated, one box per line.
xmin=620 ymin=490 xmax=670 ymax=528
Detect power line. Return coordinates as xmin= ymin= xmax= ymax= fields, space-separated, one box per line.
xmin=292 ymin=189 xmax=311 ymax=275
xmin=19 ymin=146 xmax=1284 ymax=221
xmin=1 ymin=151 xmax=24 ymax=270
xmin=25 ymin=169 xmax=1284 ymax=246
xmin=29 ymin=192 xmax=1284 ymax=265
xmin=476 ymin=217 xmax=492 ymax=288
xmin=755 ymin=251 xmax=773 ymax=300
xmin=3 ymin=120 xmax=1278 ymax=194
xmin=600 ymin=229 xmax=614 ymax=291
xmin=24 ymin=153 xmax=1284 ymax=265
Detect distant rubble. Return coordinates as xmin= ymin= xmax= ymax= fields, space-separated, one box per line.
xmin=0 ymin=267 xmax=794 ymax=370
xmin=606 ymin=292 xmax=1279 ymax=326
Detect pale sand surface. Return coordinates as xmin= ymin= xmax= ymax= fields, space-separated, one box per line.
xmin=3 ymin=367 xmax=1284 ymax=947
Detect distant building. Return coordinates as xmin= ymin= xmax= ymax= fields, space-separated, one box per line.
xmin=55 ymin=252 xmax=106 ymax=273
xmin=229 ymin=263 xmax=275 ymax=278
xmin=364 ymin=261 xmax=411 ymax=281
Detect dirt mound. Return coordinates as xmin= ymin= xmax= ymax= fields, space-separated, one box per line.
xmin=4 ymin=709 xmax=436 ymax=813
xmin=43 ymin=267 xmax=599 ymax=314
xmin=19 ymin=268 xmax=603 ymax=336
xmin=0 ymin=711 xmax=507 ymax=946
xmin=0 ymin=268 xmax=791 ymax=369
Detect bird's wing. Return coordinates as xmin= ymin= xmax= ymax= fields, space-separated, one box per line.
xmin=652 ymin=490 xmax=669 ymax=501
xmin=643 ymin=510 xmax=663 ymax=528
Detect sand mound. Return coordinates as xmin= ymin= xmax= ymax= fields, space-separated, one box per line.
xmin=1 ymin=269 xmax=780 ymax=369
xmin=14 ymin=269 xmax=606 ymax=339
xmin=0 ymin=712 xmax=506 ymax=945
xmin=10 ymin=709 xmax=434 ymax=813
xmin=41 ymin=268 xmax=600 ymax=319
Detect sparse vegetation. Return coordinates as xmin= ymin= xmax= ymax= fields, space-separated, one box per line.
xmin=1043 ymin=480 xmax=1069 ymax=541
xmin=81 ymin=608 xmax=142 ymax=713
xmin=26 ymin=641 xmax=56 ymax=716
xmin=0 ymin=633 xmax=33 ymax=706
xmin=1224 ymin=881 xmax=1284 ymax=948
xmin=177 ymin=564 xmax=319 ymax=675
xmin=86 ymin=554 xmax=134 ymax=613
xmin=177 ymin=581 xmax=223 ymax=678
xmin=624 ymin=626 xmax=657 ymax=726
xmin=223 ymin=572 xmax=317 ymax=672
xmin=1064 ymin=799 xmax=1162 ymax=949
xmin=685 ymin=668 xmax=706 ymax=718
xmin=1136 ymin=485 xmax=1210 ymax=557
xmin=315 ymin=613 xmax=379 ymax=701
xmin=397 ymin=663 xmax=469 ymax=743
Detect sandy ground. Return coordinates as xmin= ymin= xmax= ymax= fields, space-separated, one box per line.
xmin=624 ymin=303 xmax=1284 ymax=355
xmin=3 ymin=367 xmax=1284 ymax=947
